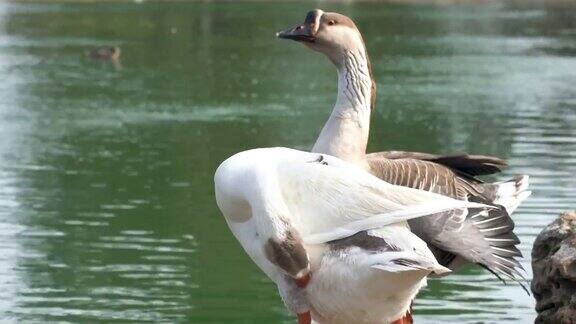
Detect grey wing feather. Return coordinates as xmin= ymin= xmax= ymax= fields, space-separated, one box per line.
xmin=328 ymin=231 xmax=450 ymax=275
xmin=366 ymin=155 xmax=526 ymax=290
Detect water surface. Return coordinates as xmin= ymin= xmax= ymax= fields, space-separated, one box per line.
xmin=0 ymin=1 xmax=575 ymax=323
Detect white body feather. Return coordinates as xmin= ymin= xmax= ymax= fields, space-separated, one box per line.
xmin=214 ymin=147 xmax=491 ymax=322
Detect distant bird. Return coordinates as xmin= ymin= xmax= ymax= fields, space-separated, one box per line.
xmin=278 ymin=9 xmax=531 ymax=288
xmin=87 ymin=46 xmax=121 ymax=61
xmin=215 ymin=147 xmax=493 ymax=324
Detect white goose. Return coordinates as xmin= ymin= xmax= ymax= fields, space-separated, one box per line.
xmin=277 ymin=10 xmax=531 ymax=286
xmin=215 ymin=147 xmax=493 ymax=324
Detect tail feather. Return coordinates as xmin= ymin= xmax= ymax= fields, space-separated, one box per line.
xmin=492 ymin=175 xmax=531 ymax=214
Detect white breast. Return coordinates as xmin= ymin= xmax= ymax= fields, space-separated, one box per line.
xmin=305 ymin=226 xmax=431 ymax=324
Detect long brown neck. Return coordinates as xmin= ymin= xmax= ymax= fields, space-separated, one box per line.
xmin=312 ymin=48 xmax=375 ymax=162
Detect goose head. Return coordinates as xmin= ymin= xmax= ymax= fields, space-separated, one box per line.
xmin=278 ymin=10 xmax=376 ymax=112
xmin=277 ymin=9 xmax=367 ymax=67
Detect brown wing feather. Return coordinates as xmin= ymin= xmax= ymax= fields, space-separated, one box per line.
xmin=367 ymin=151 xmax=507 ymax=177
xmin=367 ymin=157 xmax=466 ymax=198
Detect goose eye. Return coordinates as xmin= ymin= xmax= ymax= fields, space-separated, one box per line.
xmin=328 ymin=20 xmax=336 ymax=26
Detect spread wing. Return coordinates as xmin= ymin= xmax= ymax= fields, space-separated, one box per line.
xmin=275 ymin=155 xmax=491 ymax=245
xmin=365 ymin=154 xmax=528 ymax=290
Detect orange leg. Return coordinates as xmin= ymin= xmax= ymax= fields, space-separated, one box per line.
xmin=297 ymin=311 xmax=311 ymax=324
xmin=391 ymin=318 xmax=404 ymax=324
xmin=391 ymin=307 xmax=413 ymax=324
xmin=405 ymin=311 xmax=413 ymax=324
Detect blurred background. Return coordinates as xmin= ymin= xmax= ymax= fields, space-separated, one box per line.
xmin=0 ymin=1 xmax=575 ymax=323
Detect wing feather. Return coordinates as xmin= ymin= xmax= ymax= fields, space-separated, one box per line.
xmin=365 ymin=153 xmax=527 ymax=288
xmin=367 ymin=151 xmax=507 ymax=176
xmin=276 ymin=157 xmax=491 ymax=245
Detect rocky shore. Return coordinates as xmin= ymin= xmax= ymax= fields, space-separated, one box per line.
xmin=532 ymin=211 xmax=576 ymax=324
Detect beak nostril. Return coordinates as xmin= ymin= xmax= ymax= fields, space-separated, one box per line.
xmin=295 ymin=26 xmax=302 ymax=31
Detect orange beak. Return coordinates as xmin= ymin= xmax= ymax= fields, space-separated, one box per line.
xmin=295 ymin=273 xmax=311 ymax=288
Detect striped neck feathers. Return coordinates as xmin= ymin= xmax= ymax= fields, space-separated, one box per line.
xmin=312 ymin=48 xmax=374 ymax=162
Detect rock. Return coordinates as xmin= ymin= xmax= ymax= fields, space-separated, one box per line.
xmin=532 ymin=211 xmax=576 ymax=324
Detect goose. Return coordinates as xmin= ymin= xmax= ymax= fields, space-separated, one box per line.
xmin=87 ymin=46 xmax=121 ymax=61
xmin=215 ymin=147 xmax=495 ymax=324
xmin=277 ymin=9 xmax=531 ymax=286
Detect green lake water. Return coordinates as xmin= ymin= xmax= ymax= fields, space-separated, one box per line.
xmin=0 ymin=1 xmax=575 ymax=323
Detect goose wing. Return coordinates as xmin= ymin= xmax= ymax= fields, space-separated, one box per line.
xmin=365 ymin=154 xmax=528 ymax=289
xmin=275 ymin=154 xmax=491 ymax=245
xmin=367 ymin=151 xmax=507 ymax=177
xmin=330 ymin=227 xmax=450 ymax=275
